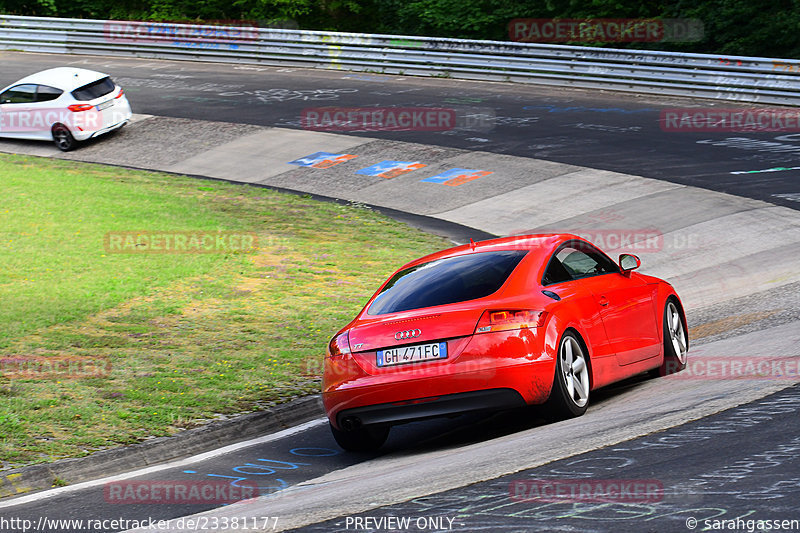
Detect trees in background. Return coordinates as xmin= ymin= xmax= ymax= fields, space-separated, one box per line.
xmin=1 ymin=0 xmax=798 ymax=57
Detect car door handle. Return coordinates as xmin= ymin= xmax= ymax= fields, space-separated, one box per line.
xmin=598 ymin=296 xmax=609 ymax=307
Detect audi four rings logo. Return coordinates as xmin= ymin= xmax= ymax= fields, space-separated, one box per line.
xmin=394 ymin=329 xmax=422 ymax=340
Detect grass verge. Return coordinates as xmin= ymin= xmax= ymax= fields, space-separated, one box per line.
xmin=0 ymin=153 xmax=449 ymax=470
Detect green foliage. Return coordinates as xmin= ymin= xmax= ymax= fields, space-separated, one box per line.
xmin=0 ymin=0 xmax=798 ymax=57
xmin=0 ymin=0 xmax=57 ymax=16
xmin=673 ymin=0 xmax=800 ymax=57
xmin=375 ymin=0 xmax=519 ymax=39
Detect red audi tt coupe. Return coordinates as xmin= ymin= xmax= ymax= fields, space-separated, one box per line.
xmin=323 ymin=234 xmax=688 ymax=451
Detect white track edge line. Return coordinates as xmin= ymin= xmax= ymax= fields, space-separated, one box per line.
xmin=0 ymin=418 xmax=327 ymax=509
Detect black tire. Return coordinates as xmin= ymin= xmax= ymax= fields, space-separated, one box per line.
xmin=52 ymin=124 xmax=77 ymax=152
xmin=544 ymin=331 xmax=590 ymax=420
xmin=329 ymin=422 xmax=389 ymax=452
xmin=653 ymin=298 xmax=688 ymax=377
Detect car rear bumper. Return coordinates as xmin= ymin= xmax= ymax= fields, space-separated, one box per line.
xmin=323 ymin=358 xmax=555 ymax=430
xmin=76 ymin=99 xmax=132 ymax=141
xmin=73 ymin=121 xmax=127 ymax=141
xmin=82 ymin=116 xmax=130 ymax=140
xmin=335 ymin=388 xmax=527 ymax=430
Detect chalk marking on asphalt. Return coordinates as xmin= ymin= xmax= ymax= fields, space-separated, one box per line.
xmin=0 ymin=418 xmax=327 ymax=509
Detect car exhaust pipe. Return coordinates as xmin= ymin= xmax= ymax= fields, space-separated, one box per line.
xmin=341 ymin=416 xmax=362 ymax=432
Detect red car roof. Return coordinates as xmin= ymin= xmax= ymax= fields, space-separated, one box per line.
xmin=399 ymin=233 xmax=576 ymax=270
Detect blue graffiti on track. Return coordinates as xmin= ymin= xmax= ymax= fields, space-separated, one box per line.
xmin=183 ymin=447 xmax=340 ymax=497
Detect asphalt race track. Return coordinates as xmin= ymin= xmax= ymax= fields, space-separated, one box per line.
xmin=0 ymin=51 xmax=799 ymax=533
xmin=5 ymin=382 xmax=800 ymax=532
xmin=301 ymin=383 xmax=800 ymax=533
xmin=2 ymin=52 xmax=800 ymax=210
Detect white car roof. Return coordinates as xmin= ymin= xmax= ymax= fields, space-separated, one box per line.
xmin=12 ymin=67 xmax=109 ymax=92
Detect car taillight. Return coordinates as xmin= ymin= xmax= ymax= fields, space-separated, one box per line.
xmin=474 ymin=310 xmax=547 ymax=334
xmin=68 ymin=104 xmax=94 ymax=112
xmin=115 ymin=88 xmax=124 ymax=99
xmin=328 ymin=331 xmax=351 ymax=358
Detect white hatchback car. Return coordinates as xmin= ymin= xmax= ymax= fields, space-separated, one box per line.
xmin=0 ymin=67 xmax=132 ymax=151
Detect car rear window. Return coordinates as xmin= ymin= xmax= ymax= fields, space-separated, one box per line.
xmin=367 ymin=250 xmax=527 ymax=315
xmin=71 ymin=77 xmax=116 ymax=101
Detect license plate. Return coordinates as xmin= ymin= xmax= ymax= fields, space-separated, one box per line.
xmin=96 ymin=99 xmax=114 ymax=111
xmin=377 ymin=342 xmax=447 ymax=367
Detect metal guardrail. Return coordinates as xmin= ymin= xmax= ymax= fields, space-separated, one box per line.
xmin=2 ymin=14 xmax=800 ymax=106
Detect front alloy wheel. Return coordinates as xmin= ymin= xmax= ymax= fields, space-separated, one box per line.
xmin=654 ymin=299 xmax=688 ymax=376
xmin=52 ymin=124 xmax=77 ymax=152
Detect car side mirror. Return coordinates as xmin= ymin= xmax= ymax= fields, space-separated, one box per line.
xmin=619 ymin=253 xmax=641 ymax=273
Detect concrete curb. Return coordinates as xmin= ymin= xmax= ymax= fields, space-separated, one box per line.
xmin=0 ymin=395 xmax=323 ymax=499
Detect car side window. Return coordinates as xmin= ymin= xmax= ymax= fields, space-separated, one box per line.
xmin=542 ymin=256 xmax=573 ymax=285
xmin=0 ymin=84 xmax=37 ymax=104
xmin=559 ymin=248 xmax=603 ymax=277
xmin=542 ymin=242 xmax=619 ymax=285
xmin=36 ymin=85 xmax=63 ymax=102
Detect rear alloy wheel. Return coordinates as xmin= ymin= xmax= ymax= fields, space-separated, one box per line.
xmin=329 ymin=422 xmax=389 ymax=452
xmin=52 ymin=124 xmax=77 ymax=152
xmin=546 ymin=331 xmax=590 ymax=419
xmin=654 ymin=299 xmax=688 ymax=376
